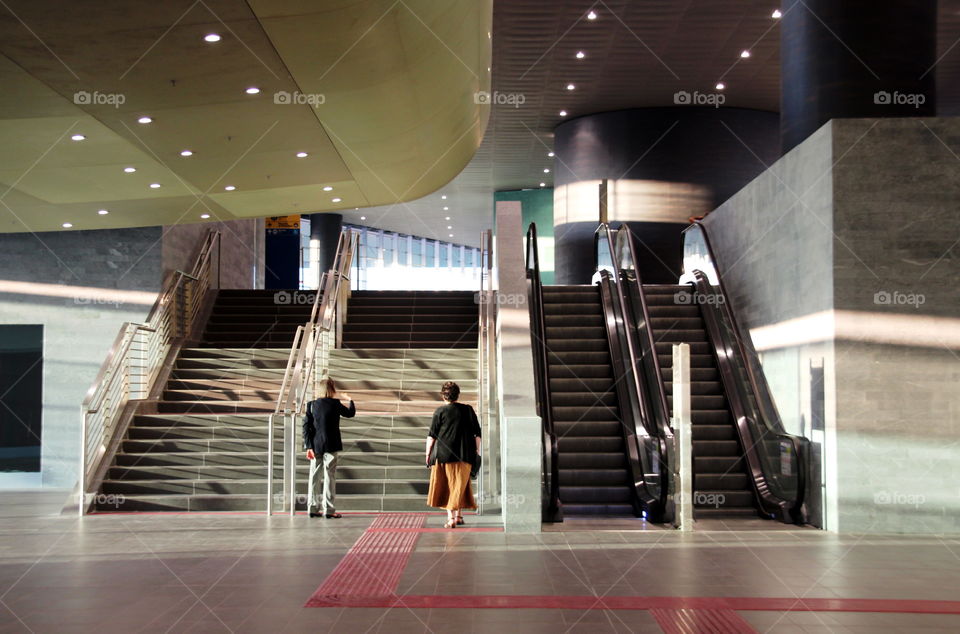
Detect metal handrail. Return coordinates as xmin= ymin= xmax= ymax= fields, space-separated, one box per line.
xmin=594 ymin=224 xmax=674 ymax=522
xmin=525 ymin=222 xmax=561 ymax=522
xmin=684 ymin=220 xmax=809 ymax=524
xmin=80 ymin=230 xmax=220 ymax=515
xmin=476 ymin=229 xmax=498 ymax=514
xmin=270 ymin=230 xmax=356 ymax=515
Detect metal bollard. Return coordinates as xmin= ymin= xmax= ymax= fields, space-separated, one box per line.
xmin=672 ymin=343 xmax=693 ymax=531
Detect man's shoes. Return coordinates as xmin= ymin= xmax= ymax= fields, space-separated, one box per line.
xmin=324 ymin=512 xmax=342 ymax=519
xmin=309 ymin=512 xmax=323 ymax=518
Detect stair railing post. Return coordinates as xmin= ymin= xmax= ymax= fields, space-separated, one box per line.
xmin=267 ymin=413 xmax=275 ymax=515
xmin=285 ymin=414 xmax=296 ymax=516
xmin=672 ymin=343 xmax=693 ymax=531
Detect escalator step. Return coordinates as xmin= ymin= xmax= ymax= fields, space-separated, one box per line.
xmin=655 ymin=329 xmax=708 ymax=343
xmin=547 ymin=326 xmax=605 ymax=339
xmin=693 ymin=490 xmax=756 ymax=509
xmin=551 ymin=406 xmax=619 ymax=422
xmin=549 ymin=364 xmax=612 ymax=379
xmin=691 ymin=410 xmax=734 ymax=425
xmin=695 ymin=473 xmax=749 ymax=490
xmin=542 ymin=339 xmax=608 ymax=352
xmin=562 ymin=504 xmax=636 ymax=516
xmin=547 ymin=351 xmax=611 ymax=365
xmin=545 ymin=314 xmax=603 ymax=326
xmin=558 ymin=468 xmax=630 ymax=486
xmin=664 ymin=381 xmax=723 ymax=395
xmin=694 ymin=456 xmax=746 ymax=474
xmin=666 ymin=394 xmax=727 ymax=410
xmin=656 ymin=341 xmax=711 ymax=355
xmin=559 ymin=485 xmax=632 ymax=503
xmin=550 ymin=392 xmax=617 ymax=407
xmin=693 ymin=440 xmax=740 ymax=457
xmin=550 ymin=378 xmax=613 ymax=392
xmin=559 ymin=452 xmax=627 ymax=468
xmin=558 ymin=437 xmax=625 ymax=453
xmin=691 ymin=424 xmax=736 ymax=440
xmin=661 ymin=367 xmax=718 ymax=382
xmin=658 ymin=354 xmax=715 ymax=369
xmin=554 ymin=420 xmax=623 ymax=437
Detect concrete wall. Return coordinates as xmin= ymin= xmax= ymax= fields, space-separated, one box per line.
xmin=0 ymin=227 xmax=163 ymax=488
xmin=162 ymin=218 xmax=265 ymax=289
xmin=0 ymin=219 xmax=265 ymax=488
xmin=702 ymin=117 xmax=960 ymax=534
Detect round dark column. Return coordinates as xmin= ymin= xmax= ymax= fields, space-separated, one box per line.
xmin=553 ymin=107 xmax=780 ymax=284
xmin=308 ymin=213 xmax=343 ymax=272
xmin=780 ymin=0 xmax=936 ymax=153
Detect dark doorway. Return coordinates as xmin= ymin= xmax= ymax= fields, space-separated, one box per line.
xmin=0 ymin=325 xmax=43 ymax=472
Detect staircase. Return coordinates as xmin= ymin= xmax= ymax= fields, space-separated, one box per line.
xmin=95 ymin=288 xmax=481 ymax=513
xmin=94 ymin=290 xmax=307 ymax=512
xmin=643 ymin=284 xmax=759 ymax=519
xmin=541 ymin=285 xmax=634 ymax=516
xmin=343 ymin=290 xmax=477 ymax=348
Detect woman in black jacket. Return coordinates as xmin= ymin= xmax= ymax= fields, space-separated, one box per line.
xmin=303 ymin=377 xmax=355 ymax=518
xmin=426 ymin=381 xmax=481 ymax=528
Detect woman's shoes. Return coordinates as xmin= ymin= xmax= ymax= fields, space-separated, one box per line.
xmin=456 ymin=516 xmax=464 ymax=526
xmin=444 ymin=519 xmax=457 ymax=529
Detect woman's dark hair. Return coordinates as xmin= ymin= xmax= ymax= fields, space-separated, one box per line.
xmin=441 ymin=381 xmax=460 ymax=402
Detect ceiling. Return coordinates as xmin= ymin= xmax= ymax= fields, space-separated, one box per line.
xmin=353 ymin=0 xmax=960 ymax=247
xmin=0 ymin=0 xmax=491 ymax=233
xmin=1 ymin=1 xmax=959 ymax=248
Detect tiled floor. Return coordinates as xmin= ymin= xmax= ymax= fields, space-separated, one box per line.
xmin=1 ymin=491 xmax=959 ymax=632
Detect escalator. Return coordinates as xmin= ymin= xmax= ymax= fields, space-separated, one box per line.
xmin=528 ymin=221 xmax=808 ymax=525
xmin=645 ymin=285 xmax=758 ymax=518
xmin=542 ymin=285 xmax=634 ymax=515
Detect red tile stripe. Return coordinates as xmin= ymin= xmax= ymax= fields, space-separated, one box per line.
xmin=305 ymin=514 xmax=426 ymax=607
xmin=306 ymin=593 xmax=960 ymax=615
xmin=651 ymin=608 xmax=757 ymax=633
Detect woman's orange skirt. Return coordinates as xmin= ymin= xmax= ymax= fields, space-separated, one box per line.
xmin=427 ymin=462 xmax=476 ymax=511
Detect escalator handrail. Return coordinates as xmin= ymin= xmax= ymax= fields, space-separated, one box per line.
xmin=685 ymin=220 xmax=808 ymax=522
xmin=595 ymin=224 xmax=673 ymax=520
xmin=525 ymin=222 xmax=561 ymax=520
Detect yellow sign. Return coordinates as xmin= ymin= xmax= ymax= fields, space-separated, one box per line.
xmin=266 ymin=215 xmax=301 ymax=229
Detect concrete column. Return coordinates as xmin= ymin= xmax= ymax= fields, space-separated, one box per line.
xmin=780 ymin=0 xmax=936 ymax=152
xmin=307 ymin=213 xmax=343 ymax=273
xmin=553 ymin=108 xmax=780 ymax=284
xmin=495 ymin=200 xmax=541 ymax=532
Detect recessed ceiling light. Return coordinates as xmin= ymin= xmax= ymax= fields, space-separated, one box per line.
xmin=224 ymin=185 xmax=236 ymax=191
xmin=447 ymin=225 xmax=452 ymax=229
xmin=97 ymin=209 xmax=108 ymax=215
xmin=138 ymin=116 xmax=152 ymax=124
xmin=296 ymin=152 xmax=308 ymax=158
xmin=543 ymin=168 xmax=550 ymax=173
xmin=445 ymin=216 xmax=450 ymax=220
xmin=772 ymin=9 xmax=782 ymax=19
xmin=443 ymin=206 xmax=449 ymax=211
xmin=576 ymin=51 xmax=585 ymax=59
xmin=441 ymin=195 xmax=447 ymax=199
xmin=559 ymin=110 xmax=567 ymax=117
xmin=200 ymin=213 xmax=211 ymax=219
xmin=716 ymin=82 xmax=726 ymax=90
xmin=548 ymin=151 xmax=554 ymax=157
xmin=245 ymin=87 xmax=260 ymax=95
xmin=448 ymin=233 xmax=454 ymax=238
xmin=360 ymin=215 xmax=366 ymax=220
xmin=540 ymin=182 xmax=546 ymax=187
xmin=180 ymin=149 xmax=193 ymax=156
xmin=149 ymin=183 xmax=161 ymax=188
xmin=204 ymin=33 xmax=221 ymax=43
xmin=322 ymin=186 xmax=333 ymax=191
xmin=123 ymin=167 xmax=136 ymax=173
xmin=587 ymin=10 xmax=597 ymax=20
xmin=62 ymin=222 xmax=73 ymax=228
xmin=332 ymin=197 xmax=342 ymax=203
xmin=71 ymin=134 xmax=85 ymax=141
xmin=741 ymin=50 xmax=751 ymax=58
xmin=566 ymin=84 xmax=575 ymax=91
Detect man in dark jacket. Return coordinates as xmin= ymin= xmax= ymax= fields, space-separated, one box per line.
xmin=302 ymin=377 xmax=355 ymax=518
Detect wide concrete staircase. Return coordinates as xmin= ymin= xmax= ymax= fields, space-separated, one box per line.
xmin=94 ymin=289 xmax=480 ymax=513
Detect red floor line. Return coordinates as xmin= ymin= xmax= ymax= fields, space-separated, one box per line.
xmin=367 ymin=527 xmax=504 ymax=533
xmin=305 ymin=594 xmax=960 ymax=615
